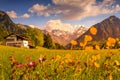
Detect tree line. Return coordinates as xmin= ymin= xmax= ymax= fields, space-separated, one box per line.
xmin=23 ymin=27 xmax=64 ymax=49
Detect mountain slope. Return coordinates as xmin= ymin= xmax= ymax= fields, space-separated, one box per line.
xmin=0 ymin=11 xmax=26 ymax=41
xmin=77 ymin=16 xmax=120 ymax=42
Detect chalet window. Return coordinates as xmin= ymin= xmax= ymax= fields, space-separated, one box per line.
xmin=6 ymin=39 xmax=15 ymax=41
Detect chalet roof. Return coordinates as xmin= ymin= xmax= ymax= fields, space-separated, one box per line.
xmin=4 ymin=33 xmax=29 ymax=40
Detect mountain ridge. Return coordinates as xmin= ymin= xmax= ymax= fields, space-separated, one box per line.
xmin=42 ymin=26 xmax=88 ymax=46
xmin=76 ymin=15 xmax=120 ymax=43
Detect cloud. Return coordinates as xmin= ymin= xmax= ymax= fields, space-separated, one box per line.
xmin=42 ymin=19 xmax=84 ymax=33
xmin=21 ymin=13 xmax=30 ymax=18
xmin=29 ymin=0 xmax=120 ymax=20
xmin=6 ymin=11 xmax=17 ymax=18
xmin=6 ymin=11 xmax=31 ymax=19
xmin=28 ymin=25 xmax=36 ymax=28
xmin=28 ymin=4 xmax=50 ymax=17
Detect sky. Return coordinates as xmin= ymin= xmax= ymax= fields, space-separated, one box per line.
xmin=0 ymin=0 xmax=120 ymax=31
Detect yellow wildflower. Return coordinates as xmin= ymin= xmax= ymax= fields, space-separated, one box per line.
xmin=96 ymin=54 xmax=101 ymax=60
xmin=90 ymin=26 xmax=97 ymax=35
xmin=108 ymin=37 xmax=116 ymax=44
xmin=92 ymin=56 xmax=97 ymax=61
xmin=65 ymin=59 xmax=72 ymax=63
xmin=94 ymin=62 xmax=100 ymax=68
xmin=84 ymin=35 xmax=92 ymax=42
xmin=109 ymin=73 xmax=112 ymax=80
xmin=80 ymin=42 xmax=84 ymax=47
xmin=56 ymin=55 xmax=61 ymax=61
xmin=114 ymin=60 xmax=120 ymax=66
xmin=65 ymin=54 xmax=72 ymax=59
xmin=85 ymin=46 xmax=93 ymax=50
xmin=95 ymin=45 xmax=100 ymax=50
xmin=70 ymin=40 xmax=77 ymax=46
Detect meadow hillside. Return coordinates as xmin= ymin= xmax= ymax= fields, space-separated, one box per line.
xmin=0 ymin=45 xmax=120 ymax=80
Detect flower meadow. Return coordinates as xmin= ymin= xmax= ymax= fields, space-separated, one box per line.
xmin=0 ymin=46 xmax=120 ymax=80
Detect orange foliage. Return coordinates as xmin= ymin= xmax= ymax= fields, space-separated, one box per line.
xmin=90 ymin=26 xmax=97 ymax=35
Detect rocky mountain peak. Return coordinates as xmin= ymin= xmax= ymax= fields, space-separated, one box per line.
xmin=76 ymin=15 xmax=120 ymax=42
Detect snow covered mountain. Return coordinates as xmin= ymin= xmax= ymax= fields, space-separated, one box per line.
xmin=42 ymin=26 xmax=88 ymax=46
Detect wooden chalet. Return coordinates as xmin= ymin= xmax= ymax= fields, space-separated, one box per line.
xmin=4 ymin=34 xmax=32 ymax=48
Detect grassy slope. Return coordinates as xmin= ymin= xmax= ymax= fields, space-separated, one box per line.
xmin=0 ymin=45 xmax=120 ymax=80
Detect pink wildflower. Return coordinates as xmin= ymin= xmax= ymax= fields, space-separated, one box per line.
xmin=17 ymin=63 xmax=23 ymax=68
xmin=13 ymin=61 xmax=18 ymax=65
xmin=29 ymin=62 xmax=36 ymax=67
xmin=38 ymin=57 xmax=43 ymax=62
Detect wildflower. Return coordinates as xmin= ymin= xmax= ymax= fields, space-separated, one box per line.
xmin=114 ymin=60 xmax=120 ymax=66
xmin=90 ymin=26 xmax=97 ymax=35
xmin=116 ymin=38 xmax=119 ymax=41
xmin=71 ymin=40 xmax=77 ymax=46
xmin=69 ymin=61 xmax=75 ymax=66
xmin=65 ymin=54 xmax=72 ymax=59
xmin=26 ymin=56 xmax=30 ymax=60
xmin=84 ymin=35 xmax=92 ymax=42
xmin=85 ymin=46 xmax=93 ymax=50
xmin=92 ymin=56 xmax=97 ymax=61
xmin=107 ymin=37 xmax=116 ymax=48
xmin=95 ymin=45 xmax=100 ymax=50
xmin=104 ymin=63 xmax=109 ymax=71
xmin=65 ymin=59 xmax=72 ymax=63
xmin=17 ymin=63 xmax=23 ymax=68
xmin=29 ymin=62 xmax=36 ymax=67
xmin=70 ymin=40 xmax=77 ymax=49
xmin=38 ymin=57 xmax=43 ymax=61
xmin=60 ymin=61 xmax=64 ymax=65
xmin=38 ymin=57 xmax=46 ymax=63
xmin=84 ymin=62 xmax=89 ymax=67
xmin=75 ymin=66 xmax=81 ymax=71
xmin=108 ymin=37 xmax=116 ymax=44
xmin=109 ymin=73 xmax=112 ymax=80
xmin=94 ymin=62 xmax=100 ymax=68
xmin=13 ymin=61 xmax=18 ymax=65
xmin=96 ymin=54 xmax=101 ymax=60
xmin=118 ymin=68 xmax=120 ymax=72
xmin=56 ymin=55 xmax=61 ymax=61
xmin=80 ymin=42 xmax=84 ymax=47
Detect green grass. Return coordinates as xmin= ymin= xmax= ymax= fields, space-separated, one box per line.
xmin=0 ymin=45 xmax=120 ymax=80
